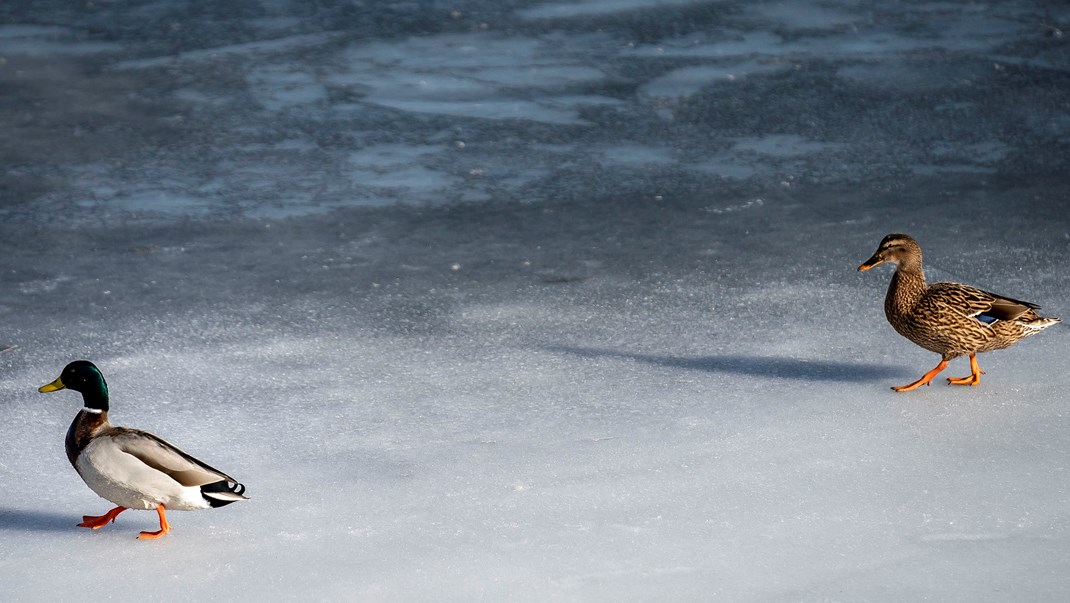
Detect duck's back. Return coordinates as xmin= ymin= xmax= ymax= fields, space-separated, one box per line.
xmin=895 ymin=282 xmax=1057 ymax=358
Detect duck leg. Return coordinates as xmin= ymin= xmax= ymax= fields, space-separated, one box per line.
xmin=946 ymin=354 xmax=984 ymax=386
xmin=137 ymin=504 xmax=171 ymax=540
xmin=893 ymin=360 xmax=949 ymax=392
xmin=78 ymin=506 xmax=127 ymax=529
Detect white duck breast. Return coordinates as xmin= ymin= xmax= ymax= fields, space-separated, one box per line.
xmin=75 ymin=430 xmax=230 ymax=511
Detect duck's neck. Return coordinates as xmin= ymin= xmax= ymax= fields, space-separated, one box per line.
xmin=65 ymin=409 xmax=110 ymax=469
xmin=885 ymin=264 xmax=927 ymax=319
xmin=78 ymin=388 xmax=109 ymax=413
xmin=65 ymin=387 xmax=110 ymax=469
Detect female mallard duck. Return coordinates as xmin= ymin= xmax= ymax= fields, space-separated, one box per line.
xmin=859 ymin=234 xmax=1060 ymax=391
xmin=38 ymin=360 xmax=247 ymax=539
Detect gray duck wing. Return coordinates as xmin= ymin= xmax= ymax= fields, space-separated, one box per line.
xmin=106 ymin=427 xmax=237 ymax=488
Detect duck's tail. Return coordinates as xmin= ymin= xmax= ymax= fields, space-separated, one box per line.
xmin=201 ymin=480 xmax=249 ymax=507
xmin=1018 ymin=313 xmax=1061 ymax=334
xmin=1022 ymin=312 xmax=1061 ymax=329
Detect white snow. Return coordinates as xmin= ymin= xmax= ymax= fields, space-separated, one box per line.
xmin=1 ymin=0 xmax=1069 ymax=600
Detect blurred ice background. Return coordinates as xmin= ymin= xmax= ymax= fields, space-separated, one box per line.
xmin=1 ymin=0 xmax=1069 ymax=600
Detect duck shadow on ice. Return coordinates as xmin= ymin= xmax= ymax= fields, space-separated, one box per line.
xmin=548 ymin=346 xmax=910 ymax=382
xmin=0 ymin=507 xmax=78 ymax=533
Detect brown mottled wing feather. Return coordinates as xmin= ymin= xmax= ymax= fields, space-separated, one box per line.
xmin=104 ymin=427 xmax=237 ymax=488
xmin=975 ymin=288 xmax=1040 ymax=320
xmin=927 ymin=282 xmax=1038 ymax=321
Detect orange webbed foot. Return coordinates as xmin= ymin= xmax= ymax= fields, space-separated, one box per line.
xmin=946 ymin=374 xmax=982 ymax=386
xmin=892 ymin=360 xmax=949 ymax=392
xmin=78 ymin=506 xmax=127 ymax=530
xmin=946 ymin=354 xmax=984 ymax=387
xmin=136 ymin=505 xmax=171 ymax=540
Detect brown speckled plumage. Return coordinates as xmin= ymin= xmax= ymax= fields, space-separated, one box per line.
xmin=859 ymin=233 xmax=1060 ymax=391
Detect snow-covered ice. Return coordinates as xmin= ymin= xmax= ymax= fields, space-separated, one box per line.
xmin=1 ymin=0 xmax=1069 ymax=600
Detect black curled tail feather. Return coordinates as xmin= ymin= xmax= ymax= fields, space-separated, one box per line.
xmin=201 ymin=480 xmax=249 ymax=508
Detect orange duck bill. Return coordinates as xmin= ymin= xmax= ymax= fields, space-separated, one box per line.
xmin=857 ymin=254 xmax=884 ymax=271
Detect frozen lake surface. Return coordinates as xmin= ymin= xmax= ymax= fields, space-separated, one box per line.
xmin=1 ymin=0 xmax=1069 ymax=600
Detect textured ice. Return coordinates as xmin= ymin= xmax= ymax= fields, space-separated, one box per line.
xmin=1 ymin=0 xmax=1069 ymax=601
xmin=518 ymin=0 xmax=712 ymax=20
xmin=598 ymin=144 xmax=677 ymax=167
xmin=0 ymin=24 xmax=119 ymax=56
xmin=112 ymin=33 xmax=342 ymax=70
xmin=626 ymin=31 xmax=785 ymax=58
xmin=732 ymin=135 xmax=841 ymax=158
xmin=638 ymin=62 xmax=792 ymax=102
xmin=321 ymin=35 xmax=611 ymax=124
xmin=744 ymin=1 xmax=863 ymax=30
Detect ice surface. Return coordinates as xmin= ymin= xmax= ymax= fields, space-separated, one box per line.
xmin=518 ymin=0 xmax=713 ymax=20
xmin=0 ymin=24 xmax=120 ymax=56
xmin=1 ymin=0 xmax=1069 ymax=601
xmin=744 ymin=1 xmax=863 ymax=31
xmin=638 ymin=62 xmax=792 ymax=101
xmin=321 ymin=34 xmax=613 ymax=124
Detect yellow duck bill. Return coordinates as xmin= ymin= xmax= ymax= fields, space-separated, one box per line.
xmin=39 ymin=377 xmax=66 ymax=393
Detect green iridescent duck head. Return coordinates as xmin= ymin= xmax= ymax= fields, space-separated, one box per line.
xmin=39 ymin=360 xmax=111 ymax=411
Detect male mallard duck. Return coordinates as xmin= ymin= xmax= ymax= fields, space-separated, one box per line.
xmin=38 ymin=360 xmax=247 ymax=539
xmin=858 ymin=234 xmax=1060 ymax=391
